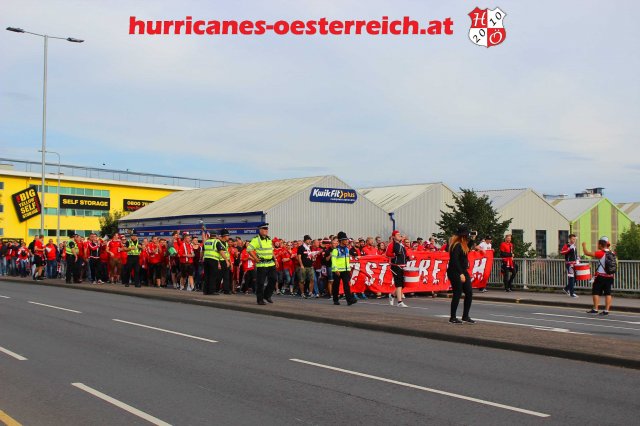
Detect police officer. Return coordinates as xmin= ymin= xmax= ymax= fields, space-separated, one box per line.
xmin=123 ymin=231 xmax=141 ymax=287
xmin=65 ymin=232 xmax=79 ymax=283
xmin=213 ymin=229 xmax=232 ymax=294
xmin=248 ymin=223 xmax=277 ymax=305
xmin=331 ymin=232 xmax=357 ymax=306
xmin=202 ymin=230 xmax=219 ymax=295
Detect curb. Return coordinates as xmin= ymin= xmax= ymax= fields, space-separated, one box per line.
xmin=3 ymin=278 xmax=640 ymax=370
xmin=468 ymin=294 xmax=640 ymax=313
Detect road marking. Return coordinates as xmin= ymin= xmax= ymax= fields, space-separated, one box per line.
xmin=360 ymin=301 xmax=430 ymax=310
xmin=71 ymin=383 xmax=171 ymax=426
xmin=0 ymin=295 xmax=10 ymax=299
xmin=434 ymin=315 xmax=589 ymax=334
xmin=533 ymin=312 xmax=640 ymax=325
xmin=0 ymin=345 xmax=27 ymax=361
xmin=290 ymin=358 xmax=550 ymax=418
xmin=27 ymin=301 xmax=82 ymax=314
xmin=112 ymin=319 xmax=218 ymax=343
xmin=491 ymin=314 xmax=640 ymax=332
xmin=0 ymin=410 xmax=22 ymax=426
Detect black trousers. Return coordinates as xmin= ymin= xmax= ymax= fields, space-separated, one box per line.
xmin=256 ymin=266 xmax=277 ymax=302
xmin=123 ymin=255 xmax=140 ymax=286
xmin=332 ymin=271 xmax=354 ymax=302
xmin=202 ymin=258 xmax=219 ymax=295
xmin=66 ymin=255 xmax=77 ymax=283
xmin=502 ymin=264 xmax=518 ymax=290
xmin=214 ymin=261 xmax=231 ymax=293
xmin=89 ymin=258 xmax=100 ymax=282
xmin=449 ymin=272 xmax=472 ymax=319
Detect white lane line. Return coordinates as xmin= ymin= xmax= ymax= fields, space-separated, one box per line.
xmin=533 ymin=312 xmax=640 ymax=325
xmin=0 ymin=345 xmax=28 ymax=361
xmin=72 ymin=383 xmax=171 ymax=426
xmin=491 ymin=314 xmax=640 ymax=332
xmin=0 ymin=295 xmax=10 ymax=299
xmin=434 ymin=315 xmax=589 ymax=334
xmin=28 ymin=301 xmax=82 ymax=314
xmin=290 ymin=358 xmax=550 ymax=418
xmin=112 ymin=319 xmax=218 ymax=343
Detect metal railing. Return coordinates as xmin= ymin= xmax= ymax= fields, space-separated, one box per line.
xmin=0 ymin=157 xmax=238 ymax=188
xmin=489 ymin=258 xmax=640 ymax=293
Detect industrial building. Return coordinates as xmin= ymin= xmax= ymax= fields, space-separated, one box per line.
xmin=359 ymin=183 xmax=456 ymax=240
xmin=475 ymin=189 xmax=570 ymax=257
xmin=617 ymin=202 xmax=640 ymax=225
xmin=550 ymin=192 xmax=633 ymax=251
xmin=119 ymin=175 xmax=392 ymax=241
xmin=0 ymin=158 xmax=231 ymax=242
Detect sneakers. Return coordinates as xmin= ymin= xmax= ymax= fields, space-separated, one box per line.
xmin=563 ymin=288 xmax=570 ymax=296
xmin=479 ymin=288 xmax=488 ymax=293
xmin=449 ymin=318 xmax=463 ymax=324
xmin=462 ymin=317 xmax=476 ymax=324
xmin=570 ymin=294 xmax=579 ymax=298
xmin=599 ymin=311 xmax=609 ymax=316
xmin=389 ymin=295 xmax=394 ymax=306
xmin=586 ymin=309 xmax=598 ymax=314
xmin=397 ymin=301 xmax=408 ymax=308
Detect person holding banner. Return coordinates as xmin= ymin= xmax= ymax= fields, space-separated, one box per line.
xmin=331 ymin=232 xmax=357 ymax=306
xmin=387 ymin=230 xmax=409 ymax=308
xmin=476 ymin=236 xmax=493 ymax=292
xmin=448 ymin=225 xmax=475 ymax=324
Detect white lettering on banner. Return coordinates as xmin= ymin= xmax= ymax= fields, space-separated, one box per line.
xmin=432 ymin=260 xmax=444 ymax=284
xmin=418 ymin=259 xmax=430 ymax=283
xmin=471 ymin=258 xmax=487 ymax=283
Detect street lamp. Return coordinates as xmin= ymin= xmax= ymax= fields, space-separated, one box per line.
xmin=6 ymin=26 xmax=83 ymax=237
xmin=39 ymin=150 xmax=61 ymax=244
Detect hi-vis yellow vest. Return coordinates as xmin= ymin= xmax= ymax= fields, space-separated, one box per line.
xmin=332 ymin=247 xmax=350 ymax=272
xmin=203 ymin=238 xmax=219 ymax=260
xmin=249 ymin=236 xmax=274 ymax=267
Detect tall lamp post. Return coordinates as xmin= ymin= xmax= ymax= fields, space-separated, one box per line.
xmin=6 ymin=26 xmax=83 ymax=237
xmin=39 ymin=150 xmax=61 ymax=244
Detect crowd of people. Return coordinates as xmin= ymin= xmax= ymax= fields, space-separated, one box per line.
xmin=0 ymin=225 xmax=616 ymax=317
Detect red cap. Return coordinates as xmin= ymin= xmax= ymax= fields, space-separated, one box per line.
xmin=392 ymin=230 xmax=400 ymax=236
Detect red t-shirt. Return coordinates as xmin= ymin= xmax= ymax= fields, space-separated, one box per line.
xmin=178 ymin=242 xmax=194 ymax=264
xmin=99 ymin=242 xmax=109 ymax=262
xmin=147 ymin=242 xmax=162 ymax=264
xmin=362 ymin=245 xmax=378 ymax=256
xmin=34 ymin=240 xmax=44 ymax=256
xmin=241 ymin=248 xmax=255 ymax=271
xmin=107 ymin=240 xmax=121 ymax=258
xmin=45 ymin=243 xmax=57 ymax=261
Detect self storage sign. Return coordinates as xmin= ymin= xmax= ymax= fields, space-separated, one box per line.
xmin=123 ymin=199 xmax=152 ymax=212
xmin=12 ymin=187 xmax=42 ymax=222
xmin=60 ymin=195 xmax=111 ymax=210
xmin=309 ymin=187 xmax=357 ymax=204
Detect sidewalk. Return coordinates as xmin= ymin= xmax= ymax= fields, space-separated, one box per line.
xmin=466 ymin=288 xmax=640 ymax=313
xmin=2 ymin=276 xmax=639 ymax=370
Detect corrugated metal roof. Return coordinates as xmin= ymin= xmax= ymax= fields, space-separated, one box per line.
xmin=475 ymin=189 xmax=528 ymax=211
xmin=359 ymin=183 xmax=439 ymax=212
xmin=617 ymin=202 xmax=640 ymax=223
xmin=121 ymin=175 xmax=327 ymax=221
xmin=551 ymin=197 xmax=601 ymax=221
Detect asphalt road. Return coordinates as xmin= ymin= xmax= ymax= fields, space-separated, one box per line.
xmin=1 ymin=281 xmax=639 ymax=425
xmin=354 ymin=294 xmax=640 ymax=341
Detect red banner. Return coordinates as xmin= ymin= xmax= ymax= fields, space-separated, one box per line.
xmin=346 ymin=250 xmax=494 ymax=294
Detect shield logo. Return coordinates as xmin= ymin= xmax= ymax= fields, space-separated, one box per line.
xmin=468 ymin=7 xmax=506 ymax=48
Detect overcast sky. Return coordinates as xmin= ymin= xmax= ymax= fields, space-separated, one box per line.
xmin=2 ymin=0 xmax=638 ymax=201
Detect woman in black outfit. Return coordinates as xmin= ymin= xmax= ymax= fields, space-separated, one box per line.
xmin=447 ymin=225 xmax=475 ymax=324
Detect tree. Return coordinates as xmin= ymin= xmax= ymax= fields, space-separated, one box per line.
xmin=99 ymin=210 xmax=125 ymax=238
xmin=434 ymin=189 xmax=536 ymax=258
xmin=616 ymin=223 xmax=640 ymax=260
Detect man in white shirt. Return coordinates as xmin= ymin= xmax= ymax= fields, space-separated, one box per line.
xmin=476 ymin=236 xmax=493 ymax=292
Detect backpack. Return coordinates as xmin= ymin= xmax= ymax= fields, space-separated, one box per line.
xmin=604 ymin=251 xmax=617 ymax=275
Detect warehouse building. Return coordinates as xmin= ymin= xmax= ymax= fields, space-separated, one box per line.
xmin=359 ymin=183 xmax=456 ymax=240
xmin=617 ymin=202 xmax=640 ymax=225
xmin=475 ymin=188 xmax=569 ymax=257
xmin=119 ymin=175 xmax=392 ymax=240
xmin=0 ymin=158 xmax=231 ymax=242
xmin=550 ymin=194 xmax=632 ymax=251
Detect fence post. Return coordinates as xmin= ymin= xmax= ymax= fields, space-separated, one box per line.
xmin=522 ymin=259 xmax=528 ymax=289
